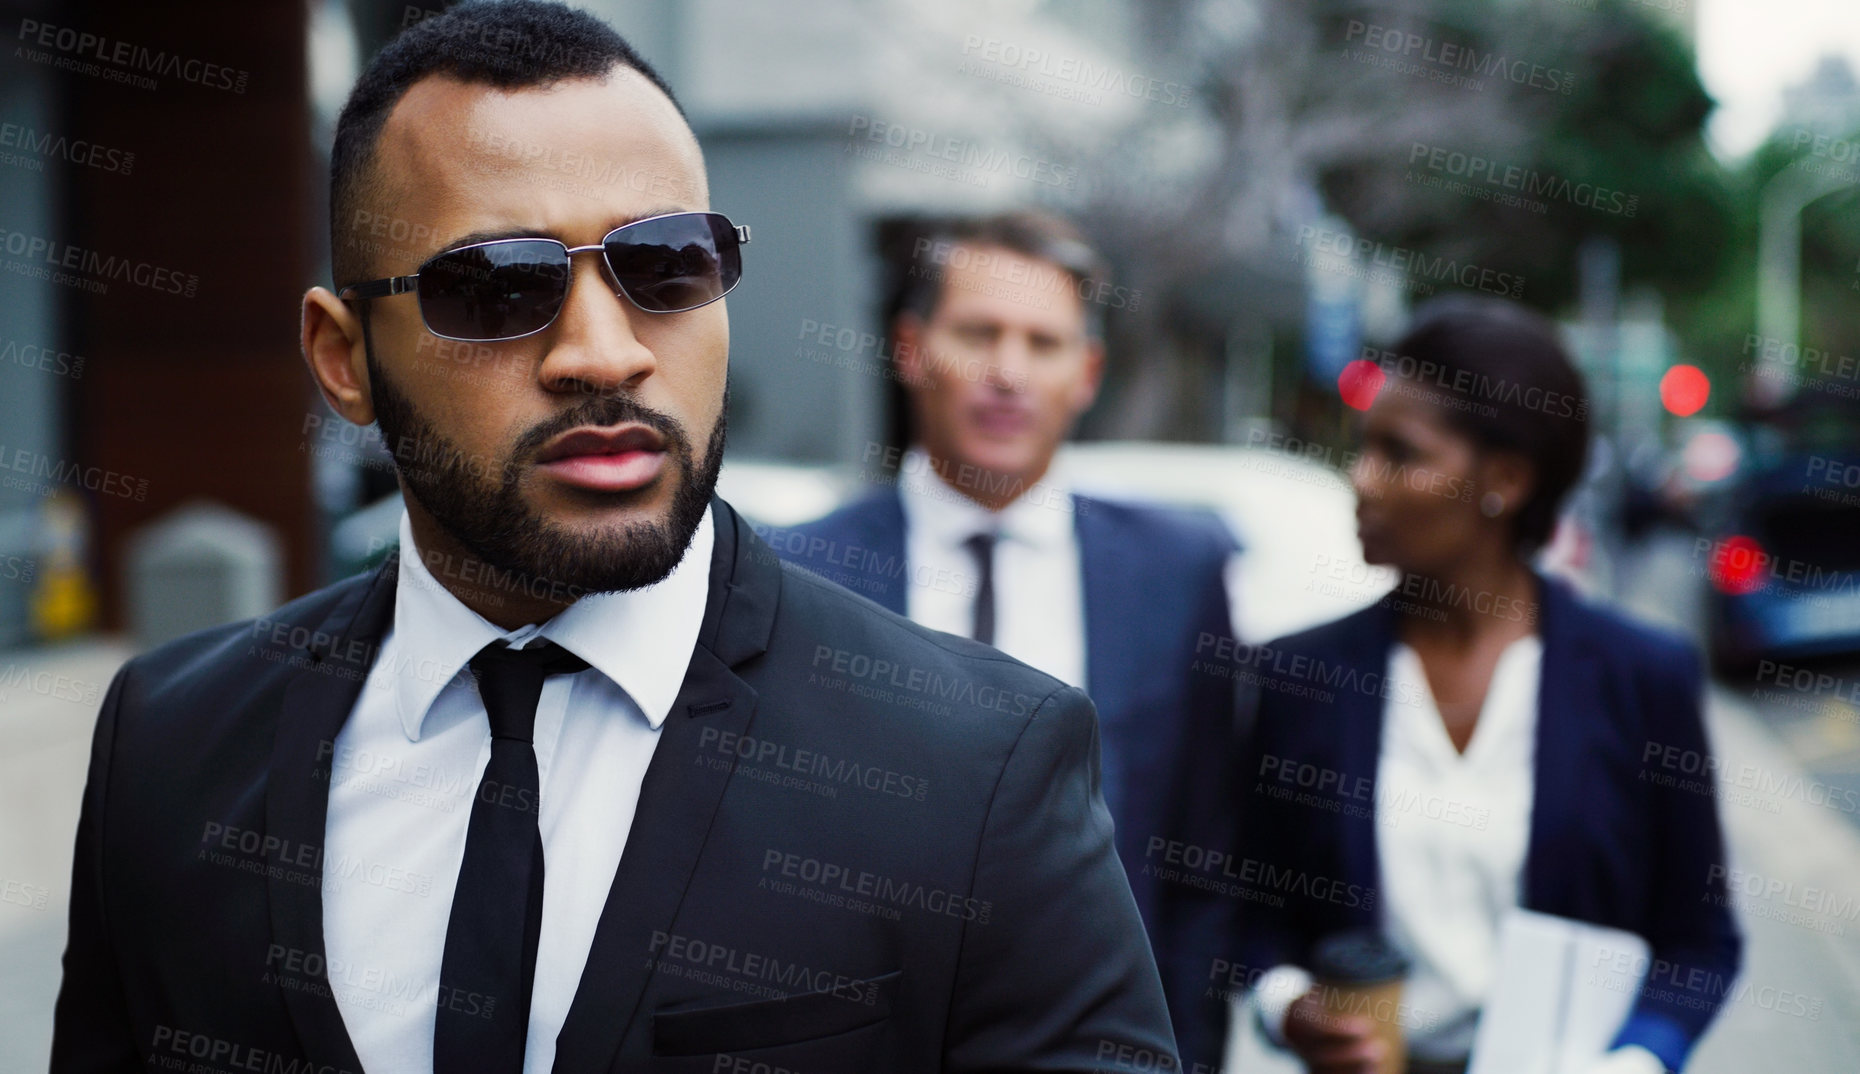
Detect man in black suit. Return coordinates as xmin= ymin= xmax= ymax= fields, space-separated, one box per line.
xmin=50 ymin=3 xmax=1175 ymax=1071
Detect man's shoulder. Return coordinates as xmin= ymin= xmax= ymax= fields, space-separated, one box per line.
xmin=756 ymin=489 xmax=898 ymax=548
xmin=1075 ymin=494 xmax=1236 ymax=555
xmin=112 ymin=565 xmax=382 ymax=711
xmin=751 ymin=491 xmax=907 ymax=595
xmin=772 ymin=557 xmax=1072 ymax=695
xmin=1073 ymin=494 xmax=1237 ymax=583
xmin=765 ymin=557 xmax=1081 ymax=731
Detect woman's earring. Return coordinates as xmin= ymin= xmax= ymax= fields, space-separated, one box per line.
xmin=1480 ymin=492 xmax=1506 ymax=519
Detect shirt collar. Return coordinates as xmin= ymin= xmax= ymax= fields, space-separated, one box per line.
xmin=895 ymin=445 xmax=1075 ymax=551
xmin=388 ymin=503 xmax=714 ymax=741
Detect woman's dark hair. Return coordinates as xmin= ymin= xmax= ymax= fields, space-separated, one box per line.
xmin=1382 ymin=295 xmax=1591 ymax=555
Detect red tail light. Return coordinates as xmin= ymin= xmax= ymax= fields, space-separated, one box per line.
xmin=1709 ymin=535 xmax=1768 ymax=596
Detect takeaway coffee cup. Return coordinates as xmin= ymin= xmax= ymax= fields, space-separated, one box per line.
xmin=1310 ymin=929 xmax=1411 ymax=1074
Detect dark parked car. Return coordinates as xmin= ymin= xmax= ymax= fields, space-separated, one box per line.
xmin=1705 ymin=445 xmax=1860 ymax=674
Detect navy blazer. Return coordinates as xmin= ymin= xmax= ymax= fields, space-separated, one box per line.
xmin=760 ymin=487 xmax=1242 ymax=1070
xmin=1232 ymin=573 xmax=1742 ymax=1071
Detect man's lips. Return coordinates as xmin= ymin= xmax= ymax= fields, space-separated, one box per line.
xmin=536 ymin=424 xmax=668 ymax=492
xmin=970 ymin=404 xmax=1034 ymax=436
xmin=537 ymin=424 xmax=665 ymax=462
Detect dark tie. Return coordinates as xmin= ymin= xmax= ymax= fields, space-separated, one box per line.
xmin=433 ymin=638 xmax=589 ymax=1074
xmin=963 ymin=531 xmax=997 ymax=646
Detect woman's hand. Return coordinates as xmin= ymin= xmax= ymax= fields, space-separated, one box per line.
xmin=1282 ymin=987 xmax=1388 ymax=1074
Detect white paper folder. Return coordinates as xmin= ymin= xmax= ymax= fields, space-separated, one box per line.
xmin=1466 ymin=908 xmax=1650 ymax=1074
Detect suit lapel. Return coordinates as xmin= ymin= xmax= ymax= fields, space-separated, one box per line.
xmin=1077 ymin=498 xmax=1149 ymax=828
xmin=1074 ymin=496 xmax=1130 ymax=714
xmin=1523 ymin=574 xmax=1598 ymax=915
xmin=1335 ymin=603 xmax=1395 ymax=908
xmin=265 ymin=551 xmax=399 ymax=1067
xmin=552 ymin=500 xmax=779 ymax=1071
xmin=862 ymin=489 xmax=909 ymax=616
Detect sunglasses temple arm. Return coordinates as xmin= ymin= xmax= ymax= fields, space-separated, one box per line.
xmin=339 ymin=274 xmax=419 ymax=300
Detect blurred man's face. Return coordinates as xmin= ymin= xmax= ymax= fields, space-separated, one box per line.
xmin=895 ymin=244 xmax=1103 ymax=509
xmin=315 ymin=70 xmax=727 ymax=607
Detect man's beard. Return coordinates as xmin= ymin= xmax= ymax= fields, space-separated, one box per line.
xmin=366 ymin=347 xmax=725 ymax=596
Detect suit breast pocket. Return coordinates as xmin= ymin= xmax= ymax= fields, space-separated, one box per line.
xmin=650 ymin=968 xmax=902 ymax=1057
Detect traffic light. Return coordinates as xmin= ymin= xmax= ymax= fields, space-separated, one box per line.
xmin=1660 ymin=364 xmax=1710 ymax=417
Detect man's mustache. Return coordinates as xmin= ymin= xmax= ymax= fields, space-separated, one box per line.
xmin=512 ymin=393 xmax=692 ymax=463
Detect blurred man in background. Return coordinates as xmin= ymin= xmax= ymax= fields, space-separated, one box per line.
xmin=773 ymin=210 xmax=1242 ymax=1068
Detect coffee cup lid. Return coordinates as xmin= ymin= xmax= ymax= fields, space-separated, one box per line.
xmin=1312 ymin=929 xmax=1409 ymax=984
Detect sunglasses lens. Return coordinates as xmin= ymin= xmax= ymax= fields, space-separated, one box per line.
xmin=417 ymin=239 xmax=569 ymax=340
xmin=604 ymin=213 xmax=742 ymax=313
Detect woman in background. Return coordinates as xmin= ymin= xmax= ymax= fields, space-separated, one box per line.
xmin=1233 ymin=296 xmax=1741 ymax=1074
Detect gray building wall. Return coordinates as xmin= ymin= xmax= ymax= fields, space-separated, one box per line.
xmin=701 ymin=124 xmax=880 ymax=463
xmin=0 ymin=64 xmax=63 ymax=648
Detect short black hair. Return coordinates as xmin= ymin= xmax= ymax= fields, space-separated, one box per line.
xmin=328 ymin=0 xmax=680 ymax=287
xmin=1383 ymin=295 xmax=1590 ymax=556
xmin=892 ymin=210 xmax=1108 ymax=340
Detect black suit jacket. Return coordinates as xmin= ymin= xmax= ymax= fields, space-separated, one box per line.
xmin=52 ymin=499 xmax=1176 ymax=1072
xmin=763 ymin=489 xmax=1242 ymax=1070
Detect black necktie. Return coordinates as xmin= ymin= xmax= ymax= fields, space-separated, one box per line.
xmin=433 ymin=638 xmax=589 ymax=1074
xmin=963 ymin=531 xmax=997 ymax=646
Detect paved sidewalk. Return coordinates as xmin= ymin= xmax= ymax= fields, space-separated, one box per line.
xmin=0 ymin=638 xmax=133 ymax=1073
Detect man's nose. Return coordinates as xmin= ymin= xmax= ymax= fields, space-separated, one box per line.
xmin=535 ymin=255 xmax=658 ymax=394
xmin=984 ymin=335 xmax=1032 ymax=391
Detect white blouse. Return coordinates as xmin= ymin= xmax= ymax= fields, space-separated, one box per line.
xmin=1249 ymin=634 xmax=1663 ymax=1074
xmin=1376 ymin=635 xmax=1541 ymax=1059
xmin=1252 ymin=633 xmax=1542 ymax=1058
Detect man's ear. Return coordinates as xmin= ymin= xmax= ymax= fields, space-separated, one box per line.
xmin=301 ymin=287 xmax=375 ymax=426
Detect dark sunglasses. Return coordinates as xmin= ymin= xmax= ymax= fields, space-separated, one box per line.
xmin=339 ymin=210 xmax=749 ymax=342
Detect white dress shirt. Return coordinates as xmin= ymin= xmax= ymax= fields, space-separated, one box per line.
xmin=1250 ymin=634 xmax=1661 ymax=1074
xmin=895 ymin=446 xmax=1087 ymax=689
xmin=321 ymin=505 xmax=713 ymax=1074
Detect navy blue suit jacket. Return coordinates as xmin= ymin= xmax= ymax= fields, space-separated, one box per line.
xmin=1232 ymin=573 xmax=1742 ymax=1071
xmin=761 ymin=488 xmax=1242 ymax=1070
